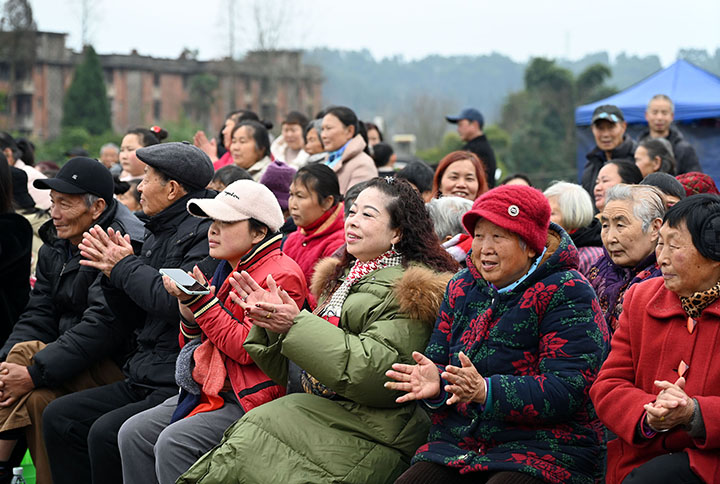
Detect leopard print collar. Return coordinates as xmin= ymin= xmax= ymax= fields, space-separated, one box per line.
xmin=680 ymin=280 xmax=720 ymax=319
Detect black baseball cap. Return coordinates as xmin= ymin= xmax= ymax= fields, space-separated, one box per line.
xmin=34 ymin=157 xmax=114 ymax=203
xmin=591 ymin=105 xmax=625 ymax=124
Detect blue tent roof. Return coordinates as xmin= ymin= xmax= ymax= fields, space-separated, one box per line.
xmin=575 ymin=59 xmax=720 ymax=125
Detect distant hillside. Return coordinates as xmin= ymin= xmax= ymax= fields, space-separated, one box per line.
xmin=302 ymin=47 xmax=720 ymax=130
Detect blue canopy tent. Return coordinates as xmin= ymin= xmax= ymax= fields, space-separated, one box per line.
xmin=575 ymin=59 xmax=720 ymax=184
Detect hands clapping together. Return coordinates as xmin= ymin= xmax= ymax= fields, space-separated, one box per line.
xmin=385 ymin=351 xmax=487 ymax=406
xmin=644 ymin=377 xmax=695 ymax=432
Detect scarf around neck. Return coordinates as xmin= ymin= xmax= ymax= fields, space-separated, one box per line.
xmin=325 ymin=140 xmax=350 ymax=168
xmin=321 ymin=248 xmax=403 ymax=324
xmin=681 ymin=280 xmax=720 ymax=319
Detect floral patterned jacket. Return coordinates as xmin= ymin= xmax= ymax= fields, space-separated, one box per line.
xmin=413 ymin=223 xmax=610 ymax=483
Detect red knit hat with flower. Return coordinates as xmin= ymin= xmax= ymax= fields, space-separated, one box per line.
xmin=461 ymin=185 xmax=551 ymax=254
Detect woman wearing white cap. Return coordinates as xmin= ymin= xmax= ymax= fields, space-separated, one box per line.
xmin=117 ymin=180 xmax=308 ymax=484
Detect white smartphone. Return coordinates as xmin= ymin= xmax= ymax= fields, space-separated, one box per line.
xmin=159 ymin=268 xmax=210 ymax=296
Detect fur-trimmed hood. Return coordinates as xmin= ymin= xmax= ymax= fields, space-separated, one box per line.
xmin=311 ymin=257 xmax=453 ymax=324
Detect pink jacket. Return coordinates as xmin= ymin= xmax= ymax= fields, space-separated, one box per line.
xmin=329 ymin=135 xmax=377 ymax=194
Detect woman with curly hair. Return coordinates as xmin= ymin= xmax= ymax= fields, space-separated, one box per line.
xmin=388 ymin=185 xmax=609 ymax=484
xmin=179 ymin=178 xmax=458 ymax=483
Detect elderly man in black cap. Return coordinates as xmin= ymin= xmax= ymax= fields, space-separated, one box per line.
xmin=581 ymin=104 xmax=637 ymax=197
xmin=446 ymin=107 xmax=497 ymax=187
xmin=42 ymin=142 xmax=217 ymax=484
xmin=0 ymin=157 xmax=145 ymax=484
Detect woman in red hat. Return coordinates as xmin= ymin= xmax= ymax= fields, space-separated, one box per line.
xmin=388 ymin=185 xmax=609 ymax=484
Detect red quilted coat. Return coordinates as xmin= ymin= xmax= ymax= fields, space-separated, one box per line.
xmin=591 ymin=277 xmax=720 ymax=483
xmin=183 ymin=234 xmax=308 ymax=412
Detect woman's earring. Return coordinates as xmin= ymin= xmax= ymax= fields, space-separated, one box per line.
xmin=391 ymin=242 xmax=396 ymax=252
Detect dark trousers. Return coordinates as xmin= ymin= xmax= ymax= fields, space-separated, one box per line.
xmin=623 ymin=452 xmax=703 ymax=484
xmin=42 ymin=380 xmax=177 ymax=484
xmin=395 ymin=461 xmax=546 ymax=484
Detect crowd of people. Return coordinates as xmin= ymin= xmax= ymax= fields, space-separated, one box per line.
xmin=0 ymin=95 xmax=718 ymax=484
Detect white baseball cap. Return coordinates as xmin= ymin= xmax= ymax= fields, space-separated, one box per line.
xmin=186 ymin=180 xmax=284 ymax=232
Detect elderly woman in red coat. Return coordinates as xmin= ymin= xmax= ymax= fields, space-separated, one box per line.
xmin=590 ymin=194 xmax=720 ymax=484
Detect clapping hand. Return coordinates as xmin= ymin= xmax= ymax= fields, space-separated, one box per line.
xmin=385 ymin=351 xmax=442 ymax=403
xmin=644 ymin=377 xmax=695 ymax=431
xmin=79 ymin=225 xmax=134 ymax=278
xmin=193 ymin=130 xmax=218 ymax=161
xmin=228 ymin=271 xmax=299 ymax=334
xmin=443 ymin=352 xmax=487 ymax=405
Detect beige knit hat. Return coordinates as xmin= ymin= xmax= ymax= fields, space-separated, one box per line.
xmin=186 ymin=180 xmax=284 ymax=232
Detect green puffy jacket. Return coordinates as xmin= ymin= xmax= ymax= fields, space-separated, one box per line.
xmin=179 ymin=258 xmax=452 ymax=484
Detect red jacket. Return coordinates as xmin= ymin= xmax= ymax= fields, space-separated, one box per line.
xmin=184 ymin=235 xmax=308 ymax=412
xmin=590 ymin=277 xmax=720 ymax=483
xmin=283 ymin=204 xmax=345 ymax=287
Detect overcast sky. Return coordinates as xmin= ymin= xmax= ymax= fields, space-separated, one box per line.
xmin=29 ymin=0 xmax=720 ymax=66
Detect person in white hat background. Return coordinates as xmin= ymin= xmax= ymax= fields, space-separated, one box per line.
xmin=117 ymin=180 xmax=309 ymax=484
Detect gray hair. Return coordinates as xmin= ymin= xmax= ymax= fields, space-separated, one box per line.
xmin=543 ymin=181 xmax=594 ymax=231
xmin=100 ymin=142 xmax=119 ymax=154
xmin=604 ymin=184 xmax=665 ymax=233
xmin=426 ymin=196 xmax=473 ymax=240
xmin=83 ymin=193 xmax=101 ymax=208
xmin=647 ymin=94 xmax=674 ymax=114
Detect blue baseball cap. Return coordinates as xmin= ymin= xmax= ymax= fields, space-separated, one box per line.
xmin=446 ymin=107 xmax=484 ymax=127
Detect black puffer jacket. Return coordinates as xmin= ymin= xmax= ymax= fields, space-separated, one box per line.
xmin=0 ymin=200 xmax=145 ymax=388
xmin=637 ymin=127 xmax=702 ymax=175
xmin=581 ymin=135 xmax=637 ymax=196
xmin=102 ymin=190 xmax=217 ymax=389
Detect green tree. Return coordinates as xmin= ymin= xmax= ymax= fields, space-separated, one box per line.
xmin=499 ymin=58 xmax=617 ymax=188
xmin=416 ymin=132 xmax=463 ymax=164
xmin=62 ymin=45 xmax=111 ymax=135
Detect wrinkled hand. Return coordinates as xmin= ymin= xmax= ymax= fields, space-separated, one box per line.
xmin=644 ymin=377 xmax=695 ymax=431
xmin=162 ymin=266 xmax=215 ymax=322
xmin=193 ymin=131 xmax=218 ymax=162
xmin=0 ymin=363 xmax=34 ymax=407
xmin=79 ymin=225 xmax=133 ymax=277
xmin=385 ymin=351 xmax=441 ymax=403
xmin=229 ymin=272 xmax=299 ymax=334
xmin=443 ymin=352 xmax=487 ymax=405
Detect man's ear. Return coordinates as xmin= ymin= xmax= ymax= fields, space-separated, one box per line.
xmin=167 ymin=180 xmax=187 ymax=201
xmin=90 ymin=198 xmax=107 ymax=221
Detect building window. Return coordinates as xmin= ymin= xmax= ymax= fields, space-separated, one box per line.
xmin=0 ymin=63 xmax=9 ymax=81
xmin=244 ymin=77 xmax=251 ymax=93
xmin=153 ymin=100 xmax=161 ymax=120
xmin=13 ymin=66 xmax=29 ymax=82
xmin=15 ymin=94 xmax=32 ymax=115
xmin=104 ymin=68 xmax=114 ymax=84
xmin=153 ymin=73 xmax=161 ymax=87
